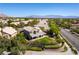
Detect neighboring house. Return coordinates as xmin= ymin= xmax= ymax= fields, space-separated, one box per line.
xmin=34 ymin=19 xmax=50 ymax=31
xmin=72 ymin=24 xmax=79 ymax=28
xmin=10 ymin=20 xmax=33 ymax=25
xmin=16 ymin=18 xmax=20 ymax=21
xmin=21 ymin=21 xmax=30 ymax=25
xmin=2 ymin=27 xmax=17 ymax=39
xmin=0 ymin=18 xmax=8 ymax=24
xmin=21 ymin=20 xmax=33 ymax=24
xmin=71 ymin=22 xmax=79 ymax=29
xmin=10 ymin=21 xmax=20 ymax=26
xmin=71 ymin=20 xmax=79 ymax=28
xmin=21 ymin=26 xmax=46 ymax=40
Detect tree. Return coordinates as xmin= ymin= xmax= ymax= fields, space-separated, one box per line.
xmin=26 ymin=19 xmax=39 ymax=26
xmin=0 ymin=22 xmax=4 ymax=28
xmin=13 ymin=33 xmax=28 ymax=54
xmin=10 ymin=47 xmax=20 ymax=55
xmin=7 ymin=20 xmax=12 ymax=26
xmin=57 ymin=18 xmax=72 ymax=29
xmin=0 ymin=33 xmax=28 ymax=55
xmin=0 ymin=48 xmax=4 ymax=54
xmin=48 ymin=20 xmax=60 ymax=36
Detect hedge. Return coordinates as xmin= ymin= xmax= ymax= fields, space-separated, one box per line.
xmin=71 ymin=47 xmax=78 ymax=55
xmin=44 ymin=45 xmax=61 ymax=49
xmin=62 ymin=46 xmax=68 ymax=52
xmin=26 ymin=47 xmax=42 ymax=51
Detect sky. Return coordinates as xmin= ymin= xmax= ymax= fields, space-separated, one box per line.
xmin=0 ymin=3 xmax=79 ymax=17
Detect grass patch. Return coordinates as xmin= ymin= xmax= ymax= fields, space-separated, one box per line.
xmin=32 ymin=36 xmax=57 ymax=45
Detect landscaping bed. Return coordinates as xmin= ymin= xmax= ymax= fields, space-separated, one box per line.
xmin=28 ymin=36 xmax=64 ymax=50
xmin=31 ymin=37 xmax=58 ymax=45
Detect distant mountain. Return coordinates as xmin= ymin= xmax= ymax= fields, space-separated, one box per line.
xmin=45 ymin=15 xmax=63 ymax=18
xmin=0 ymin=13 xmax=8 ymax=17
xmin=64 ymin=16 xmax=79 ymax=18
xmin=26 ymin=15 xmax=45 ymax=18
xmin=26 ymin=15 xmax=62 ymax=18
xmin=0 ymin=13 xmax=79 ymax=18
xmin=26 ymin=15 xmax=79 ymax=18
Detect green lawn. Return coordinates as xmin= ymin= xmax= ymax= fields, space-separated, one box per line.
xmin=31 ymin=36 xmax=58 ymax=45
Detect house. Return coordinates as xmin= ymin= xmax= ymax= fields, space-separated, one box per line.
xmin=34 ymin=19 xmax=50 ymax=31
xmin=21 ymin=30 xmax=32 ymax=40
xmin=21 ymin=26 xmax=46 ymax=40
xmin=2 ymin=27 xmax=17 ymax=39
xmin=20 ymin=20 xmax=33 ymax=24
xmin=10 ymin=19 xmax=33 ymax=26
xmin=71 ymin=24 xmax=79 ymax=28
xmin=10 ymin=21 xmax=20 ymax=26
xmin=21 ymin=21 xmax=30 ymax=25
xmin=0 ymin=18 xmax=9 ymax=24
xmin=71 ymin=22 xmax=79 ymax=29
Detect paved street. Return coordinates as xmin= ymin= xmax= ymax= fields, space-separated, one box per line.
xmin=61 ymin=28 xmax=79 ymax=51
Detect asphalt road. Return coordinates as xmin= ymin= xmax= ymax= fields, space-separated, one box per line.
xmin=61 ymin=28 xmax=79 ymax=51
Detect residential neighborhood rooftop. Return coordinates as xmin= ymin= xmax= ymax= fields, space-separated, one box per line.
xmin=2 ymin=27 xmax=17 ymax=35
xmin=23 ymin=26 xmax=46 ymax=38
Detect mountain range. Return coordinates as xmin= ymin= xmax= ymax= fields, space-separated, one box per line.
xmin=26 ymin=15 xmax=79 ymax=18
xmin=0 ymin=13 xmax=79 ymax=18
xmin=0 ymin=13 xmax=8 ymax=17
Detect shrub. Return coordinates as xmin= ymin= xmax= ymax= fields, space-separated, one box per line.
xmin=26 ymin=46 xmax=42 ymax=51
xmin=0 ymin=48 xmax=4 ymax=55
xmin=74 ymin=29 xmax=79 ymax=34
xmin=44 ymin=45 xmax=61 ymax=49
xmin=10 ymin=47 xmax=20 ymax=55
xmin=62 ymin=46 xmax=68 ymax=52
xmin=71 ymin=47 xmax=78 ymax=55
xmin=56 ymin=38 xmax=64 ymax=43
